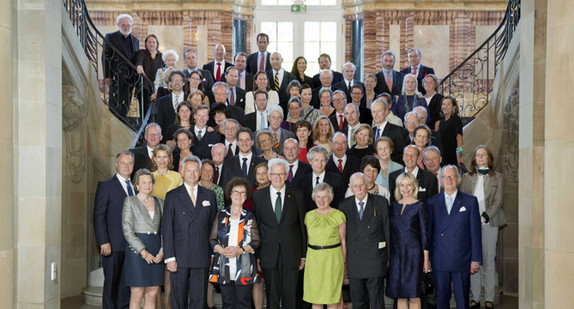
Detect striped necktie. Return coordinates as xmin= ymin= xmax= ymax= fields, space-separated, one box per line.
xmin=274 ymin=72 xmax=280 ymax=91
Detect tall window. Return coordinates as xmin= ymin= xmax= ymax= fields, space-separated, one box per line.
xmin=261 ymin=22 xmax=294 ymax=70
xmin=304 ymin=21 xmax=337 ymax=75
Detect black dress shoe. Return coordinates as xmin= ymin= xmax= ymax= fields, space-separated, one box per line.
xmin=485 ymin=301 xmax=495 ymax=309
xmin=470 ymin=300 xmax=480 ymax=309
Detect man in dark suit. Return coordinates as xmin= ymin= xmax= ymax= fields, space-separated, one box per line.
xmin=223 ymin=66 xmax=246 ymax=109
xmin=202 ymin=43 xmax=233 ymax=82
xmin=222 ymin=119 xmax=240 ymax=158
xmin=267 ymin=106 xmax=295 ymax=155
xmin=243 ymin=90 xmax=270 ymax=132
xmin=348 ymin=84 xmax=372 ymax=125
xmin=154 ymin=70 xmax=187 ymax=133
xmin=93 ymin=151 xmax=135 ymax=309
xmin=182 ymin=48 xmax=215 ymax=91
xmin=163 ymin=156 xmax=218 ymax=309
xmin=375 ymin=51 xmax=404 ymax=97
xmin=190 ymin=105 xmax=220 ymax=160
xmin=130 ymin=123 xmax=162 ymax=176
xmin=326 ymin=132 xmax=361 ymax=184
xmin=400 ymin=48 xmax=435 ymax=95
xmin=311 ymin=70 xmax=335 ymax=109
xmin=246 ymin=33 xmax=271 ymax=74
xmin=102 ymin=14 xmax=140 ymax=119
xmin=252 ymin=158 xmax=307 ymax=309
xmin=266 ymin=51 xmax=296 ymax=111
xmin=339 ymin=172 xmax=390 ymax=309
xmin=283 ymin=138 xmax=312 ymax=186
xmin=332 ymin=62 xmax=365 ymax=103
xmin=328 ymin=88 xmax=347 ymax=132
xmin=389 ymin=145 xmax=439 ymax=203
xmin=293 ymin=145 xmax=345 ymax=211
xmin=371 ymin=98 xmax=409 ymax=164
xmin=428 ymin=165 xmax=482 ymax=309
xmin=211 ymin=82 xmax=245 ymax=123
xmin=312 ymin=53 xmax=344 ymax=86
xmin=232 ymin=52 xmax=254 ymax=91
xmin=414 ymin=106 xmax=443 ymax=149
xmin=220 ymin=127 xmax=267 ymax=188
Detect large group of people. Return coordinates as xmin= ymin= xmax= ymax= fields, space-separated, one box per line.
xmin=94 ymin=13 xmax=507 ymax=309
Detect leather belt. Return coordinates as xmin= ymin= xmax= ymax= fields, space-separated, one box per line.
xmin=308 ymin=243 xmax=341 ymax=250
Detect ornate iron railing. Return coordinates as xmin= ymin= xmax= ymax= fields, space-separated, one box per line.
xmin=440 ymin=0 xmax=520 ymax=125
xmin=63 ymin=0 xmax=154 ymax=144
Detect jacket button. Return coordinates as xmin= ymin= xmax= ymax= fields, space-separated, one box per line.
xmin=440 ymin=233 xmax=444 ymax=236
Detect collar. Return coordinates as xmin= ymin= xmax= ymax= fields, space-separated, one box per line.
xmin=239 ymin=152 xmax=253 ymax=161
xmin=270 ymin=184 xmax=286 ymax=197
xmin=146 ymin=145 xmax=154 ymax=157
xmin=445 ymin=190 xmax=458 ymax=200
xmin=333 ymin=153 xmax=347 ymax=161
xmin=406 ymin=165 xmax=420 ymax=177
xmin=184 ymin=182 xmax=198 ymax=192
xmin=116 ymin=173 xmax=130 ymax=183
xmin=355 ymin=194 xmax=368 ymax=206
xmin=313 ymin=170 xmax=326 ymax=178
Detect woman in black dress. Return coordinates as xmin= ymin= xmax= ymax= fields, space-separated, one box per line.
xmin=435 ymin=96 xmax=463 ymax=166
xmin=422 ymin=74 xmax=444 ymax=126
xmin=387 ymin=172 xmax=430 ymax=309
xmin=291 ymin=56 xmax=314 ymax=88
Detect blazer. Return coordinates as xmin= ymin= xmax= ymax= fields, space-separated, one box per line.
xmin=266 ymin=69 xmax=297 ymax=111
xmin=190 ymin=126 xmax=221 ymax=160
xmin=154 ymin=92 xmax=187 ymax=134
xmin=400 ymin=65 xmax=435 ymax=94
xmin=388 ymin=168 xmax=438 ymax=203
xmin=122 ymin=196 xmax=164 ymax=254
xmin=329 ymin=113 xmax=347 ymax=132
xmin=229 ymin=86 xmax=247 ymax=110
xmin=287 ymin=161 xmax=312 ymax=186
xmin=339 ymin=194 xmax=391 ymax=278
xmin=426 ymin=93 xmax=444 ymax=126
xmin=203 ymin=60 xmax=233 ymax=82
xmin=162 ymin=184 xmax=218 ymax=268
xmin=293 ymin=171 xmax=345 ymax=212
xmin=184 ymin=68 xmax=215 ymax=91
xmin=102 ymin=30 xmax=139 ymax=79
xmin=312 ymin=70 xmax=344 ymax=89
xmin=270 ymin=128 xmax=295 ymax=155
xmin=243 ymin=112 xmax=258 ymax=132
xmin=130 ymin=147 xmax=152 ymax=177
xmin=326 ymin=154 xmax=361 ymax=184
xmin=251 ymin=186 xmax=307 ymax=269
xmin=220 ymin=154 xmax=267 ymax=188
xmin=372 ymin=122 xmax=410 ymax=164
xmin=93 ymin=175 xmax=129 ymax=252
xmin=460 ymin=172 xmax=506 ymax=227
xmin=246 ymin=51 xmax=272 ymax=74
xmin=374 ymin=70 xmax=403 ymax=97
xmin=427 ymin=191 xmax=482 ymax=272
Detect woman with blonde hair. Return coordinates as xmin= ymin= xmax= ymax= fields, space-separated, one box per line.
xmin=312 ymin=116 xmax=335 ymax=154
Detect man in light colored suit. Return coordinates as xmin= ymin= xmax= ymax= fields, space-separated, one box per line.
xmin=163 ymin=155 xmax=218 ymax=309
xmin=427 ymin=165 xmax=482 ymax=309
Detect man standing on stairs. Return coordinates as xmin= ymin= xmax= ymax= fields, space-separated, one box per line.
xmin=130 ymin=123 xmax=162 ymax=178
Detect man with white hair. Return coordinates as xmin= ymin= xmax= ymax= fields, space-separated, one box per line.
xmin=400 ymin=48 xmax=435 ymax=94
xmin=267 ymin=106 xmax=295 ymax=155
xmin=333 ymin=62 xmax=365 ymax=102
xmin=203 ymin=43 xmax=233 ymax=82
xmin=102 ymin=14 xmax=140 ymax=119
xmin=311 ymin=69 xmax=335 ymax=108
xmin=266 ymin=51 xmax=296 ymax=110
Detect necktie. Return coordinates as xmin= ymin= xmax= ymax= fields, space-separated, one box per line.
xmin=358 ymin=201 xmax=365 ymax=220
xmin=230 ymin=88 xmax=235 ymax=106
xmin=275 ymin=192 xmax=282 ymax=222
xmin=260 ymin=112 xmax=266 ymax=130
xmin=337 ymin=159 xmax=343 ymax=173
xmin=214 ymin=166 xmax=220 ymax=184
xmin=288 ymin=165 xmax=294 ymax=183
xmin=315 ymin=176 xmax=320 ymax=186
xmin=125 ymin=180 xmax=134 ymax=196
xmin=412 ymin=66 xmax=418 ymax=76
xmin=274 ymin=72 xmax=280 ymax=91
xmin=197 ymin=130 xmax=203 ymax=141
xmin=273 ymin=132 xmax=279 ymax=150
xmin=174 ymin=94 xmax=180 ymax=110
xmin=216 ymin=62 xmax=221 ymax=82
xmin=227 ymin=144 xmax=234 ymax=158
xmin=386 ymin=72 xmax=392 ymax=91
xmin=239 ymin=72 xmax=245 ymax=89
xmin=259 ymin=52 xmax=265 ymax=71
xmin=446 ymin=195 xmax=453 ymax=214
xmin=348 ymin=80 xmax=351 ymax=90
xmin=190 ymin=186 xmax=196 ymax=206
xmin=338 ymin=114 xmax=344 ymax=130
xmin=375 ymin=127 xmax=380 ymax=141
xmin=349 ymin=128 xmax=355 ymax=146
xmin=242 ymin=158 xmax=248 ymax=178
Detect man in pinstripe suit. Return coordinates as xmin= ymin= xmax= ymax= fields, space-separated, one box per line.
xmin=162 ymin=155 xmax=218 ymax=309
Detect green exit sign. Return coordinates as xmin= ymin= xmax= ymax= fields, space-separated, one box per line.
xmin=291 ymin=4 xmax=307 ymax=13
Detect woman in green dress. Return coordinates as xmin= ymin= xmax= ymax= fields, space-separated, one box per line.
xmin=303 ymin=182 xmax=347 ymax=309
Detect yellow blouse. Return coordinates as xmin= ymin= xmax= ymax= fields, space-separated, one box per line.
xmin=151 ymin=170 xmax=183 ymax=200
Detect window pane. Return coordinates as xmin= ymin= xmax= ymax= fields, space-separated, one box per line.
xmin=277 ymin=22 xmax=293 ymax=41
xmin=320 ymin=0 xmax=337 ymax=5
xmin=277 ymin=42 xmax=293 ymax=63
xmin=261 ymin=22 xmax=277 ymax=42
xmin=320 ymin=22 xmax=337 ymax=42
xmin=277 ymin=0 xmax=292 ymax=4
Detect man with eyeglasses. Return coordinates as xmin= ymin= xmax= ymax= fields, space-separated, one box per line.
xmin=154 ymin=70 xmax=188 ymax=134
xmin=130 ymin=123 xmax=163 ymax=176
xmin=427 ymin=165 xmax=482 ymax=309
xmin=388 ymin=145 xmax=438 ymax=203
xmin=220 ymin=127 xmax=266 ymax=188
xmin=252 ymin=158 xmax=306 ymax=309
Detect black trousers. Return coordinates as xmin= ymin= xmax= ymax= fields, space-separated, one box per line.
xmin=263 ymin=254 xmax=299 ymax=309
xmin=220 ymin=283 xmax=253 ymax=309
xmin=101 ymin=251 xmax=130 ymax=309
xmin=170 ymin=267 xmax=208 ymax=309
xmin=349 ymin=276 xmax=385 ymax=309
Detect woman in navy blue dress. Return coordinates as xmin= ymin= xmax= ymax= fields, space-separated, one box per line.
xmin=387 ymin=172 xmax=430 ymax=309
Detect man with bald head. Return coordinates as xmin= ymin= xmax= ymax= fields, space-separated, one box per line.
xmin=266 ymin=51 xmax=296 ymax=110
xmin=203 ymin=43 xmax=233 ymax=82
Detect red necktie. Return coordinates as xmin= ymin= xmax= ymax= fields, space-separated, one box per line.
xmin=259 ymin=53 xmax=265 ymax=71
xmin=337 ymin=159 xmax=343 ymax=173
xmin=274 ymin=132 xmax=279 ymax=150
xmin=386 ymin=72 xmax=392 ymax=92
xmin=230 ymin=88 xmax=235 ymax=106
xmin=412 ymin=66 xmax=418 ymax=76
xmin=216 ymin=62 xmax=221 ymax=82
xmin=338 ymin=114 xmax=344 ymax=130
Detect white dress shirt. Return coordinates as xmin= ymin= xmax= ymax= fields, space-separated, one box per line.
xmin=172 ymin=92 xmax=185 ymax=110
xmin=116 ymin=173 xmax=134 ymax=196
xmin=288 ymin=160 xmax=299 ymax=177
xmin=269 ymin=185 xmax=286 ymax=213
xmin=355 ymin=195 xmax=369 ymax=214
xmin=332 ymin=154 xmax=347 ymax=170
xmin=146 ymin=145 xmax=154 ymax=159
xmin=312 ymin=171 xmax=326 ymax=188
xmin=238 ymin=152 xmax=253 ymax=171
xmin=225 ymin=140 xmax=238 ymax=156
xmin=256 ymin=110 xmax=269 ymax=131
xmin=405 ymin=166 xmax=420 ymax=178
xmin=194 ymin=125 xmax=207 ymax=138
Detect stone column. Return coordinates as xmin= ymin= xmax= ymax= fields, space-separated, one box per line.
xmin=232 ymin=0 xmax=254 ymax=55
xmin=343 ymin=0 xmax=364 ymax=80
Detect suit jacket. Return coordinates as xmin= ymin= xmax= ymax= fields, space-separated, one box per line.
xmin=162 ymin=185 xmax=218 ymax=268
xmin=287 ymin=161 xmax=312 ymax=186
xmin=374 ymin=70 xmax=403 ymax=97
xmin=400 ymin=65 xmax=435 ymax=94
xmin=266 ymin=69 xmax=297 ymax=111
xmin=293 ymin=171 xmax=345 ymax=212
xmin=372 ymin=122 xmax=410 ymax=164
xmin=389 ymin=168 xmax=438 ymax=203
xmin=326 ymin=154 xmax=361 ymax=184
xmin=427 ymin=191 xmax=482 ymax=272
xmin=229 ymin=86 xmax=247 ymax=110
xmin=312 ymin=70 xmax=344 ymax=89
xmin=243 ymin=112 xmax=258 ymax=132
xmin=251 ymin=186 xmax=307 ymax=269
xmin=271 ymin=128 xmax=296 ymax=155
xmin=220 ymin=154 xmax=267 ymax=188
xmin=93 ymin=175 xmax=130 ymax=252
xmin=154 ymin=92 xmax=187 ymax=134
xmin=246 ymin=51 xmax=271 ymax=74
xmin=460 ymin=172 xmax=506 ymax=227
xmin=339 ymin=194 xmax=391 ymax=278
xmin=102 ymin=31 xmax=139 ymax=79
xmin=122 ymin=196 xmax=164 ymax=254
xmin=184 ymin=68 xmax=215 ymax=91
xmin=329 ymin=113 xmax=347 ymax=132
xmin=426 ymin=93 xmax=444 ymax=126
xmin=202 ymin=60 xmax=233 ymax=82
xmin=190 ymin=126 xmax=221 ymax=160
xmin=130 ymin=147 xmax=152 ymax=177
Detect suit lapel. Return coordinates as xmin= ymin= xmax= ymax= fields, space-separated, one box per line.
xmin=262 ymin=188 xmax=279 ymax=226
xmin=112 ymin=176 xmax=128 ymax=198
xmin=281 ymin=188 xmax=294 ymax=223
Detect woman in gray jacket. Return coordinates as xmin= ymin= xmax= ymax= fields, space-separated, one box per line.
xmin=122 ymin=168 xmax=164 ymax=309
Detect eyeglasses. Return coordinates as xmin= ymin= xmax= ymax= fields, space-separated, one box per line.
xmin=269 ymin=173 xmax=287 ymax=177
xmin=441 ymin=175 xmax=458 ymax=181
xmin=232 ymin=190 xmax=247 ymax=196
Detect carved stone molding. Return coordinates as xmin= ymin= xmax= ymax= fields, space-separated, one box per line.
xmin=63 ymin=85 xmax=87 ymax=131
xmin=62 ymin=85 xmax=87 ymax=183
xmin=501 ymin=87 xmax=519 ymax=186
